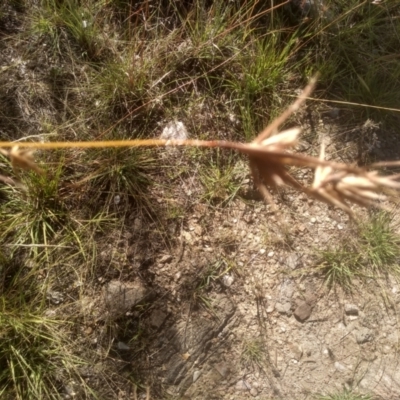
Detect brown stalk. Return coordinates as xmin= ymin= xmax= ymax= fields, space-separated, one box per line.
xmin=1 ymin=76 xmax=399 ymax=216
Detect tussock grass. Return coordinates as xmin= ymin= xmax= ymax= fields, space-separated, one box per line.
xmin=317 ymin=210 xmax=400 ymax=289
xmin=199 ymin=150 xmax=245 ymax=206
xmin=317 ymin=390 xmax=373 ymax=400
xmin=0 ymin=255 xmax=87 ymax=400
xmin=359 ymin=210 xmax=400 ymax=274
xmin=241 ymin=338 xmax=264 ymax=366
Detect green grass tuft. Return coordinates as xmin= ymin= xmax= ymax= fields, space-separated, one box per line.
xmin=317 ymin=210 xmax=400 ymax=289
xmin=316 ymin=389 xmax=373 ymax=400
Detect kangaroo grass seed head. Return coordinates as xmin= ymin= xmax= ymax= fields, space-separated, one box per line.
xmin=0 ymin=146 xmax=44 ymax=176
xmin=308 ymin=143 xmax=400 ymax=216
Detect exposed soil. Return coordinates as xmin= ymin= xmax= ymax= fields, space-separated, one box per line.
xmin=46 ymin=117 xmax=400 ymax=399
xmin=69 ymin=135 xmax=400 ymax=400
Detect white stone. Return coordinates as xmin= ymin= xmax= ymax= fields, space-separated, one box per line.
xmin=160 ymin=121 xmax=189 ymax=140
xmin=193 ymin=370 xmax=201 ymax=382
xmin=222 ymin=274 xmax=234 ymax=287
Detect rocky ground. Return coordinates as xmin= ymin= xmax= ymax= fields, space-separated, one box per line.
xmin=48 ymin=116 xmax=400 ymax=400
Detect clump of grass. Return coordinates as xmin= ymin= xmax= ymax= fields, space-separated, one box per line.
xmin=317 ymin=210 xmax=400 ymax=289
xmin=190 ymin=259 xmax=235 ymax=311
xmin=0 ymin=254 xmax=85 ymax=400
xmin=0 ymin=161 xmax=67 ymax=259
xmin=241 ymin=338 xmax=264 ymax=366
xmin=199 ymin=150 xmax=245 ymax=206
xmin=317 ymin=389 xmax=372 ymax=400
xmin=30 ymin=0 xmax=106 ymax=60
xmin=359 ymin=210 xmax=400 ymax=274
xmin=81 ymin=145 xmax=157 ymax=213
xmin=318 ymin=247 xmax=362 ymax=290
xmin=0 ymin=301 xmax=70 ymax=399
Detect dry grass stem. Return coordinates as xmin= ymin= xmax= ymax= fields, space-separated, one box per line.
xmin=0 ymin=77 xmax=399 ymax=215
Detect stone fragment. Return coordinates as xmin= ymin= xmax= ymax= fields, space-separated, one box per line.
xmin=289 ymin=343 xmax=303 ymax=360
xmin=356 ymin=328 xmax=374 ymax=344
xmin=250 ymin=388 xmax=258 ymax=397
xmin=133 ymin=218 xmax=142 ymax=231
xmin=280 ymin=279 xmax=295 ymax=299
xmin=150 ymin=309 xmax=168 ymax=329
xmin=193 ymin=370 xmax=201 ymax=382
xmin=222 ymin=274 xmax=234 ymax=287
xmin=285 ymin=253 xmax=301 ymax=269
xmin=103 ymin=280 xmax=148 ymax=317
xmin=214 ymin=362 xmax=229 ymax=378
xmin=160 ymin=121 xmax=189 ymax=140
xmin=47 ymin=290 xmax=64 ymax=305
xmin=334 ymin=361 xmax=347 ymax=372
xmin=117 ymin=341 xmax=130 ymax=350
xmin=294 ymin=301 xmax=312 ymax=322
xmin=235 ymin=380 xmax=251 ymax=391
xmin=275 ymin=301 xmax=292 ymax=316
xmin=344 ymin=303 xmax=359 ymax=315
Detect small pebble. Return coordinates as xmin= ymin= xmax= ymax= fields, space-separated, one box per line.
xmin=344 ymin=303 xmax=359 ymax=316
xmin=117 ymin=341 xmax=130 ymax=350
xmin=294 ymin=302 xmax=312 ymax=321
xmin=235 ymin=380 xmax=251 ymax=391
xmin=356 ymin=328 xmax=374 ymax=344
xmin=250 ymin=388 xmax=258 ymax=397
xmin=334 ymin=362 xmax=347 ymax=372
xmin=193 ymin=370 xmax=201 ymax=382
xmin=222 ymin=274 xmax=234 ymax=287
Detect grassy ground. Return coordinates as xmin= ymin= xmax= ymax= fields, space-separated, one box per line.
xmin=1 ymin=0 xmax=400 ymax=398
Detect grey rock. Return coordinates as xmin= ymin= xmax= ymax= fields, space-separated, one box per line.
xmin=150 ymin=309 xmax=168 ymax=329
xmin=117 ymin=341 xmax=130 ymax=350
xmin=162 ymin=294 xmax=236 ymax=385
xmin=222 ymin=274 xmax=234 ymax=287
xmin=160 ymin=121 xmax=189 ymax=140
xmin=294 ymin=302 xmax=312 ymax=322
xmin=275 ymin=301 xmax=292 ymax=316
xmin=344 ymin=303 xmax=359 ymax=316
xmin=279 ymin=279 xmax=295 ymax=299
xmin=193 ymin=370 xmax=201 ymax=383
xmin=327 ymin=108 xmax=340 ymax=118
xmin=63 ymin=382 xmax=78 ymax=398
xmin=356 ymin=328 xmax=374 ymax=344
xmin=334 ymin=361 xmax=347 ymax=372
xmin=47 ymin=290 xmax=64 ymax=305
xmin=250 ymin=387 xmax=258 ymax=397
xmin=103 ymin=280 xmax=147 ymax=317
xmin=133 ymin=218 xmax=142 ymax=231
xmin=214 ymin=362 xmax=229 ymax=378
xmin=235 ymin=380 xmax=251 ymax=391
xmin=285 ymin=253 xmax=301 ymax=269
xmin=289 ymin=343 xmax=303 ymax=360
